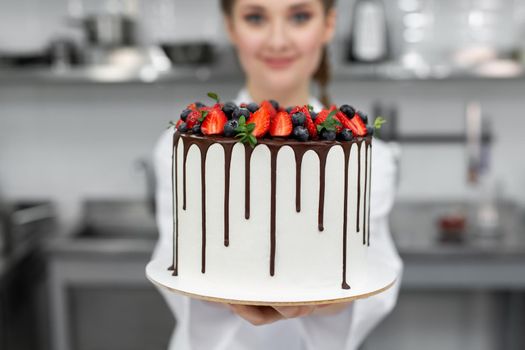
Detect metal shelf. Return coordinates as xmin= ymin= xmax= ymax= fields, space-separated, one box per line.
xmin=1 ymin=62 xmax=525 ymax=84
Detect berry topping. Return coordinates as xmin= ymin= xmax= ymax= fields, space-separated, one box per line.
xmin=195 ymin=101 xmax=205 ymax=108
xmin=366 ymin=125 xmax=374 ymax=136
xmin=311 ymin=111 xmax=318 ymax=121
xmin=232 ymin=108 xmax=251 ymax=120
xmin=185 ymin=110 xmax=202 ymax=128
xmin=339 ymin=128 xmax=353 ymax=141
xmin=222 ymin=102 xmax=238 ymax=118
xmin=269 ymin=99 xmax=280 ymax=111
xmin=269 ymin=110 xmax=293 ymax=137
xmin=357 ymin=111 xmax=368 ymax=124
xmin=224 ymin=119 xmax=239 ymax=137
xmin=339 ymin=104 xmax=356 ymax=118
xmin=285 ymin=106 xmax=293 ymax=114
xmin=246 ymin=103 xmax=259 ymax=113
xmin=247 ymin=100 xmax=275 ymax=137
xmin=293 ymin=126 xmax=309 ymax=141
xmin=336 ymin=110 xmax=367 ymax=137
xmin=350 ymin=112 xmax=368 ymax=136
xmin=291 ymin=112 xmax=306 ymax=126
xmin=178 ymin=122 xmax=189 ymax=133
xmin=192 ymin=123 xmax=202 ymax=134
xmin=201 ymin=107 xmax=228 ymax=135
xmin=291 ymin=106 xmax=317 ymax=139
xmin=180 ymin=108 xmax=191 ymax=121
xmin=303 ymin=109 xmax=318 ymax=139
xmin=320 ymin=129 xmax=336 ymax=141
xmin=316 ymin=108 xmax=342 ymax=135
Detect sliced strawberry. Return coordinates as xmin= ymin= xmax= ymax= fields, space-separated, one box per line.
xmin=186 ymin=103 xmax=200 ymax=111
xmin=269 ymin=110 xmax=293 ymax=137
xmin=350 ymin=113 xmax=368 ymax=136
xmin=247 ymin=100 xmax=275 ymax=137
xmin=201 ymin=107 xmax=228 ymax=135
xmin=336 ymin=111 xmax=367 ymax=137
xmin=315 ymin=106 xmax=342 ymax=133
xmin=175 ymin=119 xmax=184 ymax=128
xmin=186 ymin=110 xmax=202 ymax=128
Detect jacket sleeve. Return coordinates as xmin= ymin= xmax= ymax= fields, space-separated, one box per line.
xmin=298 ymin=140 xmax=404 ymax=350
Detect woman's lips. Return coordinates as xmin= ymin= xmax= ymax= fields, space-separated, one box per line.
xmin=262 ymin=57 xmax=296 ymax=69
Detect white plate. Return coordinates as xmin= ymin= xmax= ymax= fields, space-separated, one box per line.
xmin=146 ymin=254 xmax=397 ymax=306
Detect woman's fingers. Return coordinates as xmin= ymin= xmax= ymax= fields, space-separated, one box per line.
xmin=273 ymin=305 xmax=316 ymax=319
xmin=228 ymin=304 xmax=284 ymax=326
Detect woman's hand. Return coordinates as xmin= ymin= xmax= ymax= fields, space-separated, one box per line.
xmin=223 ymin=302 xmax=352 ymax=326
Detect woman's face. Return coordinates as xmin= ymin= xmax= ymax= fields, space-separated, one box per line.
xmin=225 ymin=0 xmax=336 ymax=93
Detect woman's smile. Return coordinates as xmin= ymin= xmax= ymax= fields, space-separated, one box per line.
xmin=261 ymin=55 xmax=297 ymax=69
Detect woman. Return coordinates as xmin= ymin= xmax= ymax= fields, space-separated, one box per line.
xmin=151 ymin=0 xmax=403 ymax=348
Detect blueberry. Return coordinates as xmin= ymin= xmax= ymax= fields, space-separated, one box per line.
xmin=320 ymin=129 xmax=336 ymax=141
xmin=269 ymin=99 xmax=280 ymax=110
xmin=340 ymin=128 xmax=353 ymax=141
xmin=195 ymin=101 xmax=205 ymax=108
xmin=285 ymin=106 xmax=293 ymax=114
xmin=357 ymin=111 xmax=368 ymax=124
xmin=224 ymin=119 xmax=239 ymax=137
xmin=340 ymin=104 xmax=356 ymax=118
xmin=366 ymin=126 xmax=374 ymax=136
xmin=292 ymin=112 xmax=306 ymax=126
xmin=192 ymin=123 xmax=202 ymax=134
xmin=180 ymin=108 xmax=191 ymax=121
xmin=178 ymin=122 xmax=189 ymax=133
xmin=246 ymin=103 xmax=259 ymax=113
xmin=233 ymin=108 xmax=251 ymax=120
xmin=311 ymin=111 xmax=318 ymax=121
xmin=222 ymin=102 xmax=238 ymax=118
xmin=293 ymin=126 xmax=309 ymax=141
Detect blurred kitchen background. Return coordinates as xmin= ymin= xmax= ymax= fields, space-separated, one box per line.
xmin=1 ymin=0 xmax=525 ymax=349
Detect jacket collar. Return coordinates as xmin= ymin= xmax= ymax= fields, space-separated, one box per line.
xmin=234 ymin=88 xmax=324 ymax=112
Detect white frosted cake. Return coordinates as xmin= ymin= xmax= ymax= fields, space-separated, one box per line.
xmin=163 ymin=98 xmax=376 ymax=301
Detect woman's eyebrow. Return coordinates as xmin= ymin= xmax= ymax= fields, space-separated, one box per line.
xmin=289 ymin=1 xmax=314 ymax=10
xmin=239 ymin=4 xmax=265 ymax=12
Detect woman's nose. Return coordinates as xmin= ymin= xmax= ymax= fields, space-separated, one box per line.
xmin=266 ymin=19 xmax=290 ymax=52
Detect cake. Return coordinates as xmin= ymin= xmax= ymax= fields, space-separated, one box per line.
xmin=166 ymin=94 xmax=379 ymax=300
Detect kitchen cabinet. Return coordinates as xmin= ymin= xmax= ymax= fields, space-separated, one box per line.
xmin=47 ymin=237 xmax=174 ymax=350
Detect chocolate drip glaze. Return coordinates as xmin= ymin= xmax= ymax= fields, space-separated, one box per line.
xmin=168 ymin=133 xmax=181 ymax=275
xmin=244 ymin=145 xmax=254 ymax=219
xmin=268 ymin=145 xmax=282 ymax=276
xmin=341 ymin=143 xmax=353 ymax=289
xmin=198 ymin=142 xmax=212 ymax=273
xmin=363 ymin=145 xmax=369 ymax=245
xmin=170 ymin=133 xmax=371 ymax=289
xmin=367 ymin=141 xmax=373 ymax=246
xmin=294 ymin=149 xmax=307 ymax=212
xmin=222 ymin=143 xmax=235 ymax=247
xmin=182 ymin=140 xmax=192 ymax=211
xmin=356 ymin=142 xmax=362 ymax=233
xmin=314 ymin=148 xmax=330 ymax=231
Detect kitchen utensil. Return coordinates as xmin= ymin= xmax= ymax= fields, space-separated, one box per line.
xmin=72 ymin=14 xmax=136 ymax=48
xmin=346 ymin=0 xmax=389 ymax=63
xmin=160 ymin=42 xmax=215 ymax=65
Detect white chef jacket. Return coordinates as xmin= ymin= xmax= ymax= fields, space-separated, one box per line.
xmin=150 ymin=89 xmax=403 ymax=350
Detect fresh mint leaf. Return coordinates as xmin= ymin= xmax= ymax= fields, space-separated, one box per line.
xmin=207 ymin=92 xmax=220 ymax=103
xmin=317 ymin=109 xmax=341 ymax=133
xmin=199 ymin=110 xmax=209 ymax=122
xmin=374 ymin=116 xmax=387 ymax=130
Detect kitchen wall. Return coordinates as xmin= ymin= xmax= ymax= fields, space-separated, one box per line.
xmin=1 ymin=79 xmax=525 ymax=229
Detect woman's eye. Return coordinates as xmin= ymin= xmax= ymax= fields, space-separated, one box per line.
xmin=291 ymin=12 xmax=311 ymax=24
xmin=244 ymin=13 xmax=264 ymax=25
